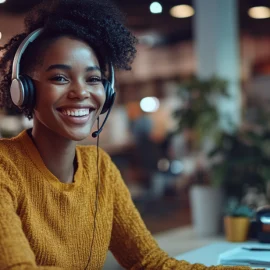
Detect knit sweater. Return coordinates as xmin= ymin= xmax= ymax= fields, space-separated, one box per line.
xmin=0 ymin=130 xmax=255 ymax=270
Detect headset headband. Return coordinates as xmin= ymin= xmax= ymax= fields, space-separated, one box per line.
xmin=12 ymin=28 xmax=43 ymax=80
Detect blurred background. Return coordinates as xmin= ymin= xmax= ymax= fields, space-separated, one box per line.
xmin=1 ymin=0 xmax=270 ymax=267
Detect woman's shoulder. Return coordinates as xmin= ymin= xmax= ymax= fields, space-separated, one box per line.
xmin=0 ymin=130 xmax=29 ymax=157
xmin=0 ymin=137 xmax=21 ymax=158
xmin=0 ymin=138 xmax=23 ymax=190
xmin=0 ymin=132 xmax=32 ymax=178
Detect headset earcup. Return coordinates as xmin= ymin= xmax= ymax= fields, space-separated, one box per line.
xmin=19 ymin=75 xmax=35 ymax=109
xmin=18 ymin=76 xmax=28 ymax=107
xmin=101 ymin=79 xmax=114 ymax=114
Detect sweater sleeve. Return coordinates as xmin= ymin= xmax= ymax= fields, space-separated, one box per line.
xmin=0 ymin=165 xmax=62 ymax=270
xmin=108 ymin=161 xmax=260 ymax=270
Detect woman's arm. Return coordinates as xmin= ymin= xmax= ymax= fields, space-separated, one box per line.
xmin=0 ymin=169 xmax=62 ymax=270
xmin=108 ymin=161 xmax=259 ymax=270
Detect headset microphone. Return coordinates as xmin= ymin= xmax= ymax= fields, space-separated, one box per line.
xmin=92 ymin=93 xmax=116 ymax=138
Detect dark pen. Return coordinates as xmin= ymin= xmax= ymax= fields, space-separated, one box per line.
xmin=242 ymin=247 xmax=270 ymax=251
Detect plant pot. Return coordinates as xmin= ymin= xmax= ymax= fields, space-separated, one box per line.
xmin=189 ymin=185 xmax=224 ymax=237
xmin=224 ymin=216 xmax=250 ymax=242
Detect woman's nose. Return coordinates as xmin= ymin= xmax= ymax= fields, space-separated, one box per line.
xmin=67 ymin=82 xmax=90 ymax=100
xmin=67 ymin=82 xmax=106 ymax=108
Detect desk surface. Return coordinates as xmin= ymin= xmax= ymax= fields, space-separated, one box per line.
xmin=175 ymin=241 xmax=270 ymax=268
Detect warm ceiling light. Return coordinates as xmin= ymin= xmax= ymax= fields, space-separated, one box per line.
xmin=0 ymin=32 xmax=2 ymax=40
xmin=248 ymin=6 xmax=270 ymax=19
xmin=0 ymin=0 xmax=6 ymax=3
xmin=150 ymin=2 xmax=162 ymax=14
xmin=170 ymin=4 xmax=195 ymax=18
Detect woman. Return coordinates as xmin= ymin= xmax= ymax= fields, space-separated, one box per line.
xmin=0 ymin=0 xmax=259 ymax=269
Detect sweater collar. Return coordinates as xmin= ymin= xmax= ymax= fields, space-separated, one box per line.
xmin=14 ymin=129 xmax=83 ymax=191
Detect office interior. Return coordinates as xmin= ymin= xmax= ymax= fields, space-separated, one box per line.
xmin=0 ymin=0 xmax=270 ymax=267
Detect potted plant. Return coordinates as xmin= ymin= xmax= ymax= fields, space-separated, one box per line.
xmin=173 ymin=75 xmax=229 ymax=236
xmin=208 ymin=127 xmax=270 ymax=238
xmin=224 ymin=198 xmax=255 ymax=242
xmin=208 ymin=128 xmax=270 ymax=206
xmin=173 ymin=75 xmax=228 ymax=152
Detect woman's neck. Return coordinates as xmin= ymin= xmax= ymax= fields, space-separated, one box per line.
xmin=30 ymin=125 xmax=77 ymax=184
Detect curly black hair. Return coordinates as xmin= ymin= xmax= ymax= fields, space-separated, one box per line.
xmin=0 ymin=0 xmax=137 ymax=119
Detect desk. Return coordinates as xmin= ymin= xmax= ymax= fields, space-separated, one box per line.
xmin=175 ymin=241 xmax=270 ymax=269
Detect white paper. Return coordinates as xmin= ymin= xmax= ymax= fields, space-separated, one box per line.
xmin=218 ymin=245 xmax=270 ymax=268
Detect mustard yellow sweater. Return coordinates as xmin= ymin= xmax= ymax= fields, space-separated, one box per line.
xmin=0 ymin=130 xmax=255 ymax=270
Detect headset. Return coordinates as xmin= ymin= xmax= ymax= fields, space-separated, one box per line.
xmin=10 ymin=28 xmax=116 ymax=138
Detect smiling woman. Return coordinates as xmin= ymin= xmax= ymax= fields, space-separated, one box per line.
xmin=0 ymin=0 xmax=262 ymax=270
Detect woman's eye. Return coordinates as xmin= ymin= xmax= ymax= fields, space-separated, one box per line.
xmin=50 ymin=75 xmax=68 ymax=83
xmin=88 ymin=77 xmax=102 ymax=83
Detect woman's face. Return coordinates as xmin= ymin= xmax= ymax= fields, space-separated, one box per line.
xmin=31 ymin=36 xmax=106 ymax=141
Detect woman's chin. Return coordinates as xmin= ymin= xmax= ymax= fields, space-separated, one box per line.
xmin=63 ymin=126 xmax=93 ymax=142
xmin=68 ymin=131 xmax=91 ymax=142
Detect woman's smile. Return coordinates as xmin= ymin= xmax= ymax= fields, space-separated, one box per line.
xmin=57 ymin=106 xmax=95 ymax=125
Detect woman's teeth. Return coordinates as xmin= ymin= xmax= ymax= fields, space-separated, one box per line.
xmin=61 ymin=108 xmax=90 ymax=117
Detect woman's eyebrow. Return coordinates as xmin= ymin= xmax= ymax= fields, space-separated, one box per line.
xmin=46 ymin=64 xmax=71 ymax=71
xmin=45 ymin=64 xmax=101 ymax=72
xmin=86 ymin=65 xmax=101 ymax=72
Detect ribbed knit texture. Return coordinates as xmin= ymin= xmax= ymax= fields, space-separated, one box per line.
xmin=0 ymin=130 xmax=257 ymax=270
